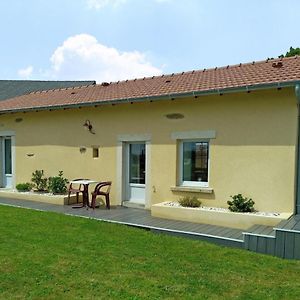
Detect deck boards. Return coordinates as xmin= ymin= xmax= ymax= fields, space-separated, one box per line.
xmin=276 ymin=216 xmax=300 ymax=232
xmin=260 ymin=226 xmax=275 ymax=237
xmin=246 ymin=224 xmax=275 ymax=237
xmin=1 ymin=197 xmax=300 ymax=259
xmin=0 ymin=197 xmax=244 ymax=247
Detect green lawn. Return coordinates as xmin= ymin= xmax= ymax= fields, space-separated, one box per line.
xmin=1 ymin=206 xmax=300 ymax=299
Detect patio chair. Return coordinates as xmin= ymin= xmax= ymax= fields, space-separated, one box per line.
xmin=90 ymin=181 xmax=112 ymax=210
xmin=67 ymin=179 xmax=86 ymax=205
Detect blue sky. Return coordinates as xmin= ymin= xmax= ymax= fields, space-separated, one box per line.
xmin=1 ymin=0 xmax=299 ymax=82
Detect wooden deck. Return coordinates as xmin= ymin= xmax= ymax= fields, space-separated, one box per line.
xmin=0 ymin=197 xmax=243 ymax=248
xmin=1 ymin=197 xmax=300 ymax=259
xmin=273 ymin=215 xmax=300 ymax=259
xmin=275 ymin=215 xmax=300 ymax=233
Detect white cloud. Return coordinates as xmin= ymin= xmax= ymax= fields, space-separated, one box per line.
xmin=18 ymin=65 xmax=33 ymax=79
xmin=86 ymin=0 xmax=172 ymax=10
xmin=86 ymin=0 xmax=127 ymax=10
xmin=47 ymin=34 xmax=162 ymax=82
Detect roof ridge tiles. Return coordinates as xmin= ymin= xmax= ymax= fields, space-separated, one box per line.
xmin=93 ymin=56 xmax=298 ymax=88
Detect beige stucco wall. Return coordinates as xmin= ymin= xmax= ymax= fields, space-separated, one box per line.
xmin=0 ymin=88 xmax=297 ymax=213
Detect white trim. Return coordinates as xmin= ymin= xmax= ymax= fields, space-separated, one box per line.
xmin=117 ymin=133 xmax=151 ymax=142
xmin=11 ymin=136 xmax=16 ymax=189
xmin=0 ymin=133 xmax=15 ymax=189
xmin=125 ymin=143 xmax=130 ymax=201
xmin=242 ymin=232 xmax=276 ymax=239
xmin=145 ymin=142 xmax=151 ymax=209
xmin=0 ymin=131 xmax=15 ymax=137
xmin=171 ymin=130 xmax=216 ymax=140
xmin=170 ymin=186 xmax=213 ymax=193
xmin=130 ymin=183 xmax=146 ymax=188
xmin=178 ymin=140 xmax=210 ymax=188
xmin=116 ymin=141 xmax=123 ymax=205
xmin=125 ymin=142 xmax=147 ymax=205
xmin=117 ymin=136 xmax=151 ymax=209
xmin=273 ymin=228 xmax=300 ymax=234
xmin=181 ymin=181 xmax=209 ymax=188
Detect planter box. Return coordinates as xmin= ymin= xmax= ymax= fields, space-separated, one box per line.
xmin=0 ymin=189 xmax=81 ymax=205
xmin=151 ymin=202 xmax=293 ymax=230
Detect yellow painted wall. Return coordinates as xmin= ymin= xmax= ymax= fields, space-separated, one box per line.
xmin=0 ymin=88 xmax=297 ymax=213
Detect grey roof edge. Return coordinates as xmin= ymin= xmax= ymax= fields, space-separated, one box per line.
xmin=0 ymin=80 xmax=298 ymax=115
xmin=0 ymin=80 xmax=96 ymax=83
xmin=0 ymin=80 xmax=96 ymax=101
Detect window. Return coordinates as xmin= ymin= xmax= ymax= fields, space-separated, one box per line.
xmin=4 ymin=138 xmax=12 ymax=175
xmin=180 ymin=141 xmax=209 ymax=187
xmin=92 ymin=147 xmax=99 ymax=158
xmin=129 ymin=143 xmax=146 ymax=184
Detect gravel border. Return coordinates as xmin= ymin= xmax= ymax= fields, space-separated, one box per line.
xmin=163 ymin=201 xmax=281 ymax=217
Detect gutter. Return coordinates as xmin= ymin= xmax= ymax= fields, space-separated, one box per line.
xmin=0 ymin=80 xmax=300 ymax=115
xmin=295 ymin=84 xmax=300 ymax=214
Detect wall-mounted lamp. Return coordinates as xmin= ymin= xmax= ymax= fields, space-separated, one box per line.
xmin=79 ymin=146 xmax=87 ymax=153
xmin=83 ymin=120 xmax=95 ymax=134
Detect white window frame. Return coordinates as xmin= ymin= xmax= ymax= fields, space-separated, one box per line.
xmin=116 ymin=133 xmax=151 ymax=209
xmin=179 ymin=139 xmax=210 ymax=188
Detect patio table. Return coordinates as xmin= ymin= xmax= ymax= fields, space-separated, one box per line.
xmin=71 ymin=180 xmax=98 ymax=208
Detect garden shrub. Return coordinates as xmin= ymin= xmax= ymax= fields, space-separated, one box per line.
xmin=48 ymin=171 xmax=68 ymax=194
xmin=227 ymin=194 xmax=255 ymax=212
xmin=16 ymin=182 xmax=33 ymax=192
xmin=31 ymin=170 xmax=48 ymax=191
xmin=179 ymin=196 xmax=201 ymax=208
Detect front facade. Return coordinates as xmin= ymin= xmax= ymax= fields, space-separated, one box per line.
xmin=0 ymin=86 xmax=297 ymax=214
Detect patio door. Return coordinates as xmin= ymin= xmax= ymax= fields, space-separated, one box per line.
xmin=126 ymin=142 xmax=146 ymax=204
xmin=2 ymin=137 xmax=12 ymax=188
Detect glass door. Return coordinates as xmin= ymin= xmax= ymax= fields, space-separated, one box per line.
xmin=2 ymin=137 xmax=12 ymax=188
xmin=127 ymin=143 xmax=146 ymax=203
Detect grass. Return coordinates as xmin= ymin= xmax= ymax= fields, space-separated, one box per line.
xmin=0 ymin=206 xmax=300 ymax=299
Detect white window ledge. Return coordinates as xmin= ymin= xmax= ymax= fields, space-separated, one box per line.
xmin=170 ymin=186 xmax=214 ymax=194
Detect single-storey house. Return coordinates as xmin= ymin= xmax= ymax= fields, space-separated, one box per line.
xmin=0 ymin=57 xmax=300 ymax=222
xmin=0 ymin=79 xmax=95 ymax=189
xmin=0 ymin=80 xmax=95 ymax=101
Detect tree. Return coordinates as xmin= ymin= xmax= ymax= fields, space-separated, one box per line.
xmin=279 ymin=46 xmax=300 ymax=58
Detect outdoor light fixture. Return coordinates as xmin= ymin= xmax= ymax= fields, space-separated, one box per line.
xmin=83 ymin=120 xmax=95 ymax=134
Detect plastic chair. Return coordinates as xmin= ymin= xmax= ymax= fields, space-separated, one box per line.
xmin=90 ymin=181 xmax=112 ymax=209
xmin=67 ymin=179 xmax=86 ymax=205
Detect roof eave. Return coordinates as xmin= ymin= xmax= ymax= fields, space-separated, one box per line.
xmin=1 ymin=80 xmax=299 ymax=115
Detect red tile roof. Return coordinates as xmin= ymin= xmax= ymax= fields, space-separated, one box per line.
xmin=1 ymin=56 xmax=300 ymax=113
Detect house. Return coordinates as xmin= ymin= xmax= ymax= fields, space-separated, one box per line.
xmin=0 ymin=79 xmax=95 ymax=188
xmin=0 ymin=57 xmax=299 ymax=221
xmin=0 ymin=80 xmax=96 ymax=101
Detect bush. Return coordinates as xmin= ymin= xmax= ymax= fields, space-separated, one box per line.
xmin=48 ymin=171 xmax=68 ymax=194
xmin=31 ymin=170 xmax=48 ymax=192
xmin=179 ymin=196 xmax=201 ymax=208
xmin=227 ymin=194 xmax=255 ymax=212
xmin=16 ymin=182 xmax=33 ymax=192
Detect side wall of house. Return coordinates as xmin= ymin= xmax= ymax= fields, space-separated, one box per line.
xmin=0 ymin=88 xmax=297 ymax=213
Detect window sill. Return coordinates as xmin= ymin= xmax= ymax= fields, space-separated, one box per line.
xmin=170 ymin=186 xmax=214 ymax=194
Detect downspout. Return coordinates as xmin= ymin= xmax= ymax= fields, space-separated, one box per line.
xmin=295 ymin=83 xmax=300 ymax=214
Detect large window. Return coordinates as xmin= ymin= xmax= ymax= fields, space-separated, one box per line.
xmin=181 ymin=141 xmax=209 ymax=187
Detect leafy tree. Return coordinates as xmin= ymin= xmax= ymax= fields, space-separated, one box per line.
xmin=279 ymin=46 xmax=300 ymax=58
